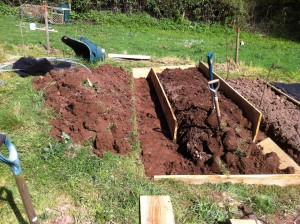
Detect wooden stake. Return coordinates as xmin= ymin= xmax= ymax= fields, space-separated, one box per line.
xmin=235 ymin=27 xmax=240 ymax=64
xmin=44 ymin=5 xmax=50 ymax=53
xmin=226 ymin=29 xmax=229 ymax=79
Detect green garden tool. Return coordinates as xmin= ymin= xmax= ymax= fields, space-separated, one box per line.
xmin=0 ymin=133 xmax=39 ymax=224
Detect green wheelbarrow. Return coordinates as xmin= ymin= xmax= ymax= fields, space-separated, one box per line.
xmin=0 ymin=133 xmax=39 ymax=224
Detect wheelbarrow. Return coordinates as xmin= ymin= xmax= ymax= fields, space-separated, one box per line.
xmin=0 ymin=133 xmax=39 ymax=224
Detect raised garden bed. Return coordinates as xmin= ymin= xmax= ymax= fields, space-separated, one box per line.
xmin=133 ymin=63 xmax=300 ymax=186
xmin=32 ymin=63 xmax=300 ymax=186
xmin=226 ymin=77 xmax=300 ymax=165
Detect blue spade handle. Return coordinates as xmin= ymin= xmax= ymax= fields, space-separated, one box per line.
xmin=0 ymin=133 xmax=22 ymax=176
xmin=207 ymin=52 xmax=214 ymax=89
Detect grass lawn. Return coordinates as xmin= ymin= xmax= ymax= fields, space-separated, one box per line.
xmin=0 ymin=13 xmax=300 ymax=223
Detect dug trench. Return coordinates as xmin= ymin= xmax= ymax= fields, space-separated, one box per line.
xmin=33 ymin=64 xmax=295 ymax=176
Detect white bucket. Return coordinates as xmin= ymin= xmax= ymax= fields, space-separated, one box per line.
xmin=29 ymin=23 xmax=36 ymax=30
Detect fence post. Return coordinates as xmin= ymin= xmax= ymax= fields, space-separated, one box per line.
xmin=44 ymin=5 xmax=50 ymax=53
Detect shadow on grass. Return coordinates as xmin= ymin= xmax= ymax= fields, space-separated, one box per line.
xmin=0 ymin=187 xmax=28 ymax=224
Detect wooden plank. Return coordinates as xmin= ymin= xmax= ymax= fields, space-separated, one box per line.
xmin=258 ymin=138 xmax=300 ymax=174
xmin=154 ymin=174 xmax=300 ymax=186
xmin=35 ymin=27 xmax=58 ymax=32
xmin=198 ymin=61 xmax=262 ymax=142
xmin=140 ymin=196 xmax=175 ymax=224
xmin=230 ymin=219 xmax=263 ymax=224
xmin=149 ymin=68 xmax=178 ymax=142
xmin=132 ymin=65 xmax=195 ymax=79
xmin=267 ymin=83 xmax=300 ymax=107
xmin=107 ymin=53 xmax=151 ymax=60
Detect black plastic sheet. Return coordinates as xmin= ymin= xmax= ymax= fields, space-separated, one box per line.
xmin=270 ymin=82 xmax=300 ymax=101
xmin=12 ymin=57 xmax=71 ymax=77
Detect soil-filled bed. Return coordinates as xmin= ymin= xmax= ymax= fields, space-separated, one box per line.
xmin=226 ymin=78 xmax=300 ymax=165
xmin=33 ymin=65 xmax=133 ymax=156
xmin=156 ymin=67 xmax=293 ymax=175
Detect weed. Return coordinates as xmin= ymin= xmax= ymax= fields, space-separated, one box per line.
xmin=61 ymin=132 xmax=71 ymax=144
xmin=234 ymin=149 xmax=246 ymax=157
xmin=107 ymin=122 xmax=117 ymax=131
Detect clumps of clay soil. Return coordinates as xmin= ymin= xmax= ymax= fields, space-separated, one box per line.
xmin=226 ymin=78 xmax=300 ymax=165
xmin=33 ymin=65 xmax=133 ymax=156
xmin=157 ymin=68 xmax=293 ymax=174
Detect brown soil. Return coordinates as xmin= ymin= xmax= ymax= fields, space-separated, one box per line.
xmin=32 ymin=64 xmax=296 ymax=175
xmin=135 ymin=78 xmax=198 ymax=176
xmin=226 ymin=78 xmax=300 ymax=165
xmin=154 ymin=67 xmax=292 ymax=174
xmin=33 ymin=65 xmax=133 ymax=156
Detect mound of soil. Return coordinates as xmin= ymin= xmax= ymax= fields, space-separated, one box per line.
xmin=156 ymin=68 xmax=292 ymax=174
xmin=33 ymin=65 xmax=133 ymax=156
xmin=226 ymin=78 xmax=300 ymax=165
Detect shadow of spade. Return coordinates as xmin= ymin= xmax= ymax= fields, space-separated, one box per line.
xmin=0 ymin=187 xmax=28 ymax=224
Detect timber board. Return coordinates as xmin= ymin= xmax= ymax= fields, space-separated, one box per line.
xmin=132 ymin=65 xmax=195 ymax=78
xmin=149 ymin=69 xmax=178 ymax=142
xmin=140 ymin=196 xmax=175 ymax=224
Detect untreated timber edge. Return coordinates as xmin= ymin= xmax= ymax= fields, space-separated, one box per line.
xmin=197 ymin=61 xmax=262 ymax=142
xmin=149 ymin=68 xmax=178 ymax=142
xmin=131 ymin=64 xmax=196 ymax=78
xmin=258 ymin=138 xmax=300 ymax=174
xmin=153 ymin=174 xmax=300 ymax=186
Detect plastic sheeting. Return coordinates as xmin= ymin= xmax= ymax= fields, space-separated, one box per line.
xmin=12 ymin=57 xmax=71 ymax=77
xmin=270 ymin=82 xmax=300 ymax=101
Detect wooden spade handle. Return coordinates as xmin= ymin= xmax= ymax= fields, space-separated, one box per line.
xmin=15 ymin=174 xmax=39 ymax=224
xmin=208 ymin=79 xmax=220 ymax=85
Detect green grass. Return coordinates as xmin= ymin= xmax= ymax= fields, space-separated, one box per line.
xmin=0 ymin=12 xmax=300 ymax=223
xmin=0 ymin=13 xmax=299 ymax=80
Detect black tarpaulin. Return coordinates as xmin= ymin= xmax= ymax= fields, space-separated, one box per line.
xmin=12 ymin=57 xmax=71 ymax=77
xmin=270 ymin=82 xmax=300 ymax=101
